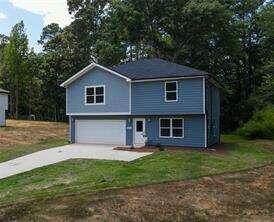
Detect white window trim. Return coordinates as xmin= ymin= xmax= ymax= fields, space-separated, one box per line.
xmin=159 ymin=118 xmax=172 ymax=138
xmin=159 ymin=118 xmax=184 ymax=138
xmin=165 ymin=81 xmax=178 ymax=102
xmin=85 ymin=85 xmax=105 ymax=105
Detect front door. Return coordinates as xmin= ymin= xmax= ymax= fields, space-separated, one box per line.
xmin=134 ymin=118 xmax=146 ymax=147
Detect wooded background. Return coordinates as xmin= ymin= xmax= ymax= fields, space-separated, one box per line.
xmin=0 ymin=0 xmax=273 ymax=132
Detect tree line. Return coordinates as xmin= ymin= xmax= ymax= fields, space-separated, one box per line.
xmin=0 ymin=0 xmax=273 ymax=131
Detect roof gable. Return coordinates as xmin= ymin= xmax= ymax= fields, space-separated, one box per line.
xmin=60 ymin=63 xmax=131 ymax=87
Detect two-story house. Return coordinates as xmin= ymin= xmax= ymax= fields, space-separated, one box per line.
xmin=61 ymin=58 xmax=220 ymax=148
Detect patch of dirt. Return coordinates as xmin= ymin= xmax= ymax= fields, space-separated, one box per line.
xmin=0 ymin=120 xmax=68 ymax=148
xmin=115 ymin=143 xmax=228 ymax=155
xmin=0 ymin=165 xmax=273 ymax=222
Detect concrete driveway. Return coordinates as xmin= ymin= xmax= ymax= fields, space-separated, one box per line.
xmin=0 ymin=144 xmax=152 ymax=180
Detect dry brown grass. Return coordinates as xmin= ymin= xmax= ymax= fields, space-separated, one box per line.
xmin=0 ymin=120 xmax=68 ymax=148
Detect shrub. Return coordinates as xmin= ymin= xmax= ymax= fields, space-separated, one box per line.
xmin=155 ymin=142 xmax=165 ymax=151
xmin=159 ymin=147 xmax=165 ymax=151
xmin=237 ymin=105 xmax=274 ymax=139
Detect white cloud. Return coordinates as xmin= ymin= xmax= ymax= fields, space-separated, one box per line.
xmin=9 ymin=0 xmax=73 ymax=27
xmin=0 ymin=12 xmax=7 ymax=20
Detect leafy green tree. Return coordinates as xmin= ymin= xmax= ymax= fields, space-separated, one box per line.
xmin=38 ymin=24 xmax=68 ymax=121
xmin=0 ymin=34 xmax=9 ymax=86
xmin=1 ymin=0 xmax=273 ymax=129
xmin=2 ymin=21 xmax=28 ymax=118
xmin=24 ymin=50 xmax=43 ymax=116
xmin=64 ymin=0 xmax=274 ymax=130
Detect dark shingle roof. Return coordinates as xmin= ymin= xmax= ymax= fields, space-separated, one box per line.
xmin=111 ymin=58 xmax=208 ymax=80
xmin=0 ymin=88 xmax=9 ymax=94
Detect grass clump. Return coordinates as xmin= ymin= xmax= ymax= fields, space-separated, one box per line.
xmin=67 ymin=205 xmax=92 ymax=219
xmin=237 ymin=105 xmax=274 ymax=139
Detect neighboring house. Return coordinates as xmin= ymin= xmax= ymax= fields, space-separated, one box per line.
xmin=0 ymin=88 xmax=9 ymax=127
xmin=61 ymin=59 xmax=220 ymax=148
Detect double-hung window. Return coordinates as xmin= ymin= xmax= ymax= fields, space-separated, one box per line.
xmin=165 ymin=81 xmax=178 ymax=102
xmin=85 ymin=85 xmax=105 ymax=105
xmin=159 ymin=118 xmax=184 ymax=138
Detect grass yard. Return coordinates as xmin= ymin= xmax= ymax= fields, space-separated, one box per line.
xmin=0 ymin=120 xmax=273 ymax=220
xmin=0 ymin=134 xmax=273 ymax=208
xmin=1 ymin=165 xmax=273 ymax=221
xmin=0 ymin=120 xmax=68 ymax=162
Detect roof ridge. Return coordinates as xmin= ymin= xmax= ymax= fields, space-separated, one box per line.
xmin=113 ymin=58 xmax=207 ymax=72
xmin=111 ymin=58 xmax=208 ymax=80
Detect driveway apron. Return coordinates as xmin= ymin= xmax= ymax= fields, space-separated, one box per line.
xmin=0 ymin=144 xmax=152 ymax=179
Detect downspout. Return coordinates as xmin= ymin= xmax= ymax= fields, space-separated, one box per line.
xmin=203 ymin=76 xmax=207 ymax=148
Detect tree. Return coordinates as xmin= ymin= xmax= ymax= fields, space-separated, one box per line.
xmin=2 ymin=21 xmax=28 ymax=118
xmin=0 ymin=34 xmax=9 ymax=86
xmin=24 ymin=50 xmax=43 ymax=116
xmin=0 ymin=0 xmax=273 ymax=129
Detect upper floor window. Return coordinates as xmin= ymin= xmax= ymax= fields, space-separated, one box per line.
xmin=165 ymin=81 xmax=178 ymax=102
xmin=85 ymin=85 xmax=105 ymax=105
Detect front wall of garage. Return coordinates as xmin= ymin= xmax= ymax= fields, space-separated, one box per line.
xmin=70 ymin=116 xmax=133 ymax=146
xmin=75 ymin=119 xmax=126 ymax=145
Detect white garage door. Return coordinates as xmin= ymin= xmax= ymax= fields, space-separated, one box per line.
xmin=75 ymin=119 xmax=126 ymax=145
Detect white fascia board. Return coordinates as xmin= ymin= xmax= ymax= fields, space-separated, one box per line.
xmin=131 ymin=75 xmax=205 ymax=83
xmin=60 ymin=63 xmax=95 ymax=87
xmin=95 ymin=64 xmax=131 ymax=82
xmin=67 ymin=112 xmax=131 ymax=116
xmin=60 ymin=63 xmax=131 ymax=87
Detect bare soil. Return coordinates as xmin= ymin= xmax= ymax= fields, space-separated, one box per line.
xmin=115 ymin=143 xmax=228 ymax=155
xmin=0 ymin=120 xmax=68 ymax=148
xmin=0 ymin=165 xmax=273 ymax=222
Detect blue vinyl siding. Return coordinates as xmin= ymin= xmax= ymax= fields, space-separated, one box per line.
xmin=206 ymin=81 xmax=220 ymax=146
xmin=131 ymin=78 xmax=204 ymax=115
xmin=70 ymin=115 xmax=205 ymax=147
xmin=145 ymin=115 xmax=205 ymax=147
xmin=66 ymin=69 xmax=204 ymax=115
xmin=126 ymin=119 xmax=133 ymax=146
xmin=65 ymin=67 xmax=220 ymax=147
xmin=67 ymin=67 xmax=130 ymax=114
xmin=69 ymin=116 xmax=74 ymax=143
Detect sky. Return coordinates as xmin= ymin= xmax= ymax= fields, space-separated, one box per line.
xmin=0 ymin=0 xmax=73 ymax=51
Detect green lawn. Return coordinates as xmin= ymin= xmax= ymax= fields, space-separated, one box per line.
xmin=0 ymin=135 xmax=273 ymax=207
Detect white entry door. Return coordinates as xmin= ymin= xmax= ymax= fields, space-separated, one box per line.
xmin=75 ymin=119 xmax=126 ymax=145
xmin=133 ymin=118 xmax=146 ymax=147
